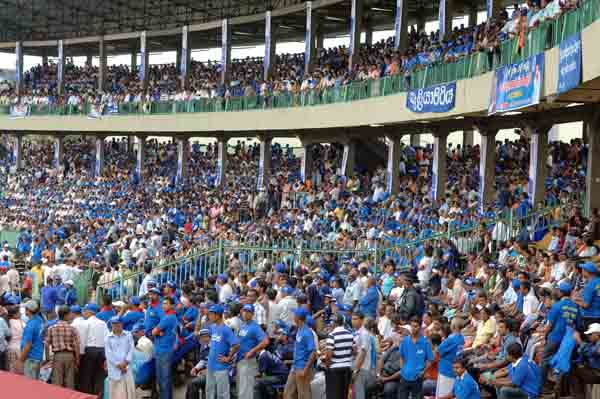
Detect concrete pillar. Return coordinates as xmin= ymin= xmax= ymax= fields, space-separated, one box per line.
xmin=126 ymin=136 xmax=133 ymax=154
xmin=315 ymin=25 xmax=324 ymax=50
xmin=586 ymin=112 xmax=600 ymax=216
xmin=365 ymin=26 xmax=373 ymax=46
xmin=221 ymin=19 xmax=232 ymax=85
xmin=341 ymin=140 xmax=356 ymax=177
xmin=13 ymin=134 xmax=23 ymax=170
xmin=394 ymin=0 xmax=409 ymax=51
xmin=386 ymin=136 xmax=402 ymax=195
xmin=264 ymin=11 xmax=277 ymax=81
xmin=98 ymin=38 xmax=107 ymax=92
xmin=136 ymin=136 xmax=146 ymax=181
xmin=94 ymin=136 xmax=104 ymax=177
xmin=140 ymin=31 xmax=149 ymax=92
xmin=180 ymin=26 xmax=191 ymax=89
xmin=42 ymin=54 xmax=48 ymax=65
xmin=348 ymin=0 xmax=363 ymax=70
xmin=130 ymin=49 xmax=137 ymax=70
xmin=86 ymin=53 xmax=93 ymax=67
xmin=478 ymin=128 xmax=498 ymax=211
xmin=216 ymin=137 xmax=228 ymax=189
xmin=15 ymin=42 xmax=23 ymax=96
xmin=54 ymin=135 xmax=64 ymax=168
xmin=304 ymin=1 xmax=316 ymax=74
xmin=176 ymin=47 xmax=182 ymax=74
xmin=439 ymin=0 xmax=454 ymax=40
xmin=417 ymin=12 xmax=426 ymax=32
xmin=300 ymin=142 xmax=313 ymax=183
xmin=468 ymin=5 xmax=478 ymax=27
xmin=57 ymin=40 xmax=65 ymax=95
xmin=431 ymin=131 xmax=448 ymax=201
xmin=410 ymin=134 xmax=420 ymax=147
xmin=176 ymin=137 xmax=188 ymax=185
xmin=527 ymin=125 xmax=550 ymax=208
xmin=257 ymin=135 xmax=272 ymax=191
xmin=463 ymin=130 xmax=474 ymax=148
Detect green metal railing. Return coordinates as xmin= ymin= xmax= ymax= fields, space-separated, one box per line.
xmin=3 ymin=0 xmax=598 ymax=119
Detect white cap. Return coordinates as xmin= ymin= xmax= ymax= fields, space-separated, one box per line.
xmin=585 ymin=323 xmax=600 ymax=335
xmin=64 ymin=280 xmax=74 ymax=286
xmin=112 ymin=301 xmax=126 ymax=308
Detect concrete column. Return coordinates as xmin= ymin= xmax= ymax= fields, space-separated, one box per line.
xmin=439 ymin=0 xmax=454 ymax=40
xmin=176 ymin=47 xmax=182 ymax=74
xmin=54 ymin=135 xmax=64 ymax=168
xmin=13 ymin=134 xmax=23 ymax=170
xmin=468 ymin=5 xmax=478 ymax=27
xmin=15 ymin=42 xmax=23 ymax=96
xmin=130 ymin=49 xmax=137 ymax=70
xmin=94 ymin=136 xmax=104 ymax=177
xmin=431 ymin=131 xmax=448 ymax=201
xmin=417 ymin=12 xmax=426 ymax=32
xmin=304 ymin=1 xmax=316 ymax=74
xmin=410 ymin=134 xmax=420 ymax=147
xmin=136 ymin=136 xmax=145 ymax=181
xmin=348 ymin=0 xmax=363 ymax=71
xmin=394 ymin=0 xmax=409 ymax=51
xmin=341 ymin=140 xmax=356 ymax=177
xmin=365 ymin=26 xmax=373 ymax=46
xmin=300 ymin=142 xmax=313 ymax=183
xmin=221 ymin=19 xmax=232 ymax=85
xmin=264 ymin=11 xmax=277 ymax=81
xmin=586 ymin=112 xmax=600 ymax=216
xmin=257 ymin=136 xmax=272 ymax=191
xmin=140 ymin=31 xmax=149 ymax=92
xmin=478 ymin=128 xmax=498 ymax=211
xmin=463 ymin=130 xmax=474 ymax=148
xmin=126 ymin=136 xmax=133 ymax=154
xmin=98 ymin=38 xmax=107 ymax=91
xmin=527 ymin=125 xmax=550 ymax=208
xmin=176 ymin=137 xmax=188 ymax=185
xmin=315 ymin=25 xmax=324 ymax=50
xmin=216 ymin=137 xmax=228 ymax=189
xmin=86 ymin=53 xmax=93 ymax=67
xmin=57 ymin=40 xmax=65 ymax=95
xmin=180 ymin=26 xmax=191 ymax=89
xmin=386 ymin=136 xmax=402 ymax=195
xmin=42 ymin=53 xmax=48 ymax=65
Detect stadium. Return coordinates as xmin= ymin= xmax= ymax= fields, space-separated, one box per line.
xmin=0 ymin=0 xmax=599 ymax=398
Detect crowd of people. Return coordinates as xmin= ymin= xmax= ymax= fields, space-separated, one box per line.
xmin=0 ymin=0 xmax=582 ymax=111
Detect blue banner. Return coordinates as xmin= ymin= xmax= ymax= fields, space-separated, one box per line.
xmin=486 ymin=0 xmax=493 ymax=20
xmin=406 ymin=82 xmax=456 ymax=113
xmin=557 ymin=33 xmax=581 ymax=94
xmin=489 ymin=53 xmax=544 ymax=115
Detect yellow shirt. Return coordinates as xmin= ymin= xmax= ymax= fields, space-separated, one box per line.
xmin=31 ymin=266 xmax=43 ymax=287
xmin=472 ymin=317 xmax=496 ymax=348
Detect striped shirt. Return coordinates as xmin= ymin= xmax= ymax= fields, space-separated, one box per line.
xmin=326 ymin=326 xmax=353 ymax=369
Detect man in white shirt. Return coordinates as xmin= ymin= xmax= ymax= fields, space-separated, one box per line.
xmin=80 ymin=304 xmax=109 ymax=396
xmin=343 ymin=270 xmax=362 ymax=308
xmin=274 ymin=286 xmax=298 ymax=327
xmin=520 ymin=281 xmax=540 ymax=317
xmin=0 ymin=243 xmax=13 ymax=260
xmin=217 ymin=274 xmax=234 ymax=303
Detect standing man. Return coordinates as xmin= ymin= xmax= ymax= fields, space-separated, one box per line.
xmin=284 ymin=308 xmax=316 ymax=399
xmin=237 ymin=304 xmax=270 ymax=399
xmin=105 ymin=316 xmax=136 ymax=399
xmin=144 ymin=287 xmax=163 ymax=336
xmin=206 ymin=304 xmax=239 ymax=399
xmin=19 ymin=300 xmax=44 ymax=380
xmin=152 ymin=296 xmax=178 ymax=399
xmin=358 ymin=276 xmax=379 ymax=319
xmin=70 ymin=305 xmax=89 ymax=391
xmin=397 ymin=316 xmax=434 ymax=399
xmin=44 ymin=305 xmax=80 ymax=389
xmin=351 ymin=311 xmax=374 ymax=399
xmin=324 ymin=314 xmax=354 ymax=399
xmin=80 ymin=303 xmax=109 ymax=396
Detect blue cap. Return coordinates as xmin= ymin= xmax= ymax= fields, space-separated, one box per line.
xmin=5 ymin=296 xmax=19 ymax=305
xmin=275 ymin=263 xmax=286 ymax=273
xmin=511 ymin=280 xmax=521 ymax=289
xmin=149 ymin=287 xmax=161 ymax=295
xmin=558 ymin=282 xmax=572 ymax=294
xmin=281 ymin=285 xmax=293 ymax=295
xmin=209 ymin=304 xmax=225 ymax=314
xmin=109 ymin=316 xmax=123 ymax=324
xmin=129 ymin=296 xmax=141 ymax=305
xmin=294 ymin=307 xmax=309 ymax=320
xmin=83 ymin=303 xmax=99 ymax=313
xmin=70 ymin=305 xmax=82 ymax=313
xmin=217 ymin=274 xmax=228 ymax=282
xmin=166 ymin=281 xmax=177 ymax=289
xmin=329 ymin=276 xmax=338 ymax=282
xmin=241 ymin=304 xmax=255 ymax=313
xmin=581 ymin=262 xmax=598 ymax=274
xmin=147 ymin=279 xmax=157 ymax=286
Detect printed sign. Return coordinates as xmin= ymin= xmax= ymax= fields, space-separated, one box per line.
xmin=557 ymin=33 xmax=581 ymax=94
xmin=10 ymin=104 xmax=29 ymax=118
xmin=406 ymin=82 xmax=456 ymax=113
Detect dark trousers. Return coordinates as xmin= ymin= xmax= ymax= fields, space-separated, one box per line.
xmin=397 ymin=378 xmax=423 ymax=399
xmin=0 ymin=351 xmax=7 ymax=371
xmin=540 ymin=341 xmax=560 ymax=384
xmin=80 ymin=347 xmax=106 ymax=396
xmin=383 ymin=380 xmax=400 ymax=399
xmin=185 ymin=374 xmax=206 ymax=399
xmin=325 ymin=367 xmax=352 ymax=399
xmin=255 ymin=375 xmax=287 ymax=399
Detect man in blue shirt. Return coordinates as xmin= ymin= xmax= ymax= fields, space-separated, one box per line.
xmin=255 ymin=345 xmax=290 ymax=399
xmin=449 ymin=358 xmax=480 ymax=399
xmin=358 ymin=276 xmax=379 ymax=319
xmin=398 ymin=317 xmax=434 ymax=399
xmin=495 ymin=343 xmax=541 ymax=399
xmin=40 ymin=276 xmax=58 ymax=315
xmin=284 ymin=307 xmax=316 ymax=399
xmin=575 ymin=262 xmax=600 ymax=321
xmin=237 ymin=304 xmax=269 ymax=399
xmin=436 ymin=318 xmax=464 ymax=397
xmin=144 ymin=288 xmax=163 ymax=336
xmin=206 ymin=304 xmax=239 ymax=399
xmin=19 ymin=299 xmax=45 ymax=380
xmin=152 ymin=296 xmax=178 ymax=399
xmin=121 ymin=296 xmax=145 ymax=331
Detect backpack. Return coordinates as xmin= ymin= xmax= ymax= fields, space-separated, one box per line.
xmin=414 ymin=287 xmax=426 ymax=318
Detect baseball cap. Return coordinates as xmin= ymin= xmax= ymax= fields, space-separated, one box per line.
xmin=24 ymin=300 xmax=39 ymax=312
xmin=294 ymin=307 xmax=309 ymax=320
xmin=581 ymin=262 xmax=598 ymax=274
xmin=558 ymin=282 xmax=572 ymax=294
xmin=149 ymin=287 xmax=161 ymax=295
xmin=64 ymin=280 xmax=74 ymax=286
xmin=112 ymin=301 xmax=126 ymax=308
xmin=585 ymin=323 xmax=600 ymax=335
xmin=166 ymin=281 xmax=177 ymax=289
xmin=129 ymin=296 xmax=141 ymax=305
xmin=281 ymin=286 xmax=293 ymax=295
xmin=209 ymin=304 xmax=225 ymax=314
xmin=70 ymin=305 xmax=82 ymax=313
xmin=83 ymin=303 xmax=99 ymax=313
xmin=241 ymin=304 xmax=255 ymax=313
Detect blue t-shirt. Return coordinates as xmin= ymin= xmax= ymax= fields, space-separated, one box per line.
xmin=21 ymin=314 xmax=45 ymax=361
xmin=238 ymin=320 xmax=266 ymax=360
xmin=399 ymin=335 xmax=434 ymax=381
xmin=508 ymin=356 xmax=541 ymax=399
xmin=292 ymin=325 xmax=315 ymax=370
xmin=97 ymin=308 xmax=116 ymax=323
xmin=583 ymin=277 xmax=600 ymax=318
xmin=155 ymin=312 xmax=178 ymax=355
xmin=453 ymin=371 xmax=480 ymax=399
xmin=40 ymin=286 xmax=58 ymax=313
xmin=547 ymin=298 xmax=580 ymax=344
xmin=207 ymin=323 xmax=239 ymax=372
xmin=359 ymin=286 xmax=379 ymax=319
xmin=121 ymin=310 xmax=145 ymax=331
xmin=144 ymin=301 xmax=164 ymax=335
xmin=437 ymin=333 xmax=464 ymax=377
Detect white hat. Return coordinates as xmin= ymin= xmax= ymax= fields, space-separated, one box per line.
xmin=64 ymin=280 xmax=74 ymax=286
xmin=540 ymin=282 xmax=554 ymax=290
xmin=112 ymin=301 xmax=126 ymax=308
xmin=585 ymin=323 xmax=600 ymax=335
